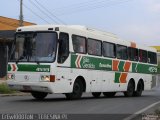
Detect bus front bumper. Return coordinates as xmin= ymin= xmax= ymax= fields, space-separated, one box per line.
xmin=7 ymin=80 xmax=54 ymax=93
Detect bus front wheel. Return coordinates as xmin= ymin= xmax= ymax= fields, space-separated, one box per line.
xmin=65 ymin=79 xmax=83 ymax=100
xmin=31 ymin=91 xmax=48 ymax=100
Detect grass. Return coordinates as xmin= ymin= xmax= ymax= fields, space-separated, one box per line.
xmin=0 ymin=83 xmax=16 ymax=94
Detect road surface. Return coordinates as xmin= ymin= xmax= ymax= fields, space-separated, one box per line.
xmin=0 ymin=87 xmax=160 ymax=120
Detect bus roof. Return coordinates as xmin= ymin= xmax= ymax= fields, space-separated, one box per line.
xmin=17 ymin=25 xmax=157 ymax=52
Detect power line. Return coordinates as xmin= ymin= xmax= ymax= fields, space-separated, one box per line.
xmin=52 ymin=0 xmax=134 ymax=16
xmin=54 ymin=0 xmax=106 ymax=11
xmin=34 ymin=0 xmax=66 ymax=25
xmin=54 ymin=0 xmax=107 ymax=11
xmin=51 ymin=0 xmax=113 ymax=15
xmin=29 ymin=0 xmax=60 ymax=24
xmin=16 ymin=0 xmax=134 ymax=24
xmin=16 ymin=0 xmax=50 ymax=24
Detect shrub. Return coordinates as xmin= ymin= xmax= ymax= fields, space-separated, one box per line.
xmin=0 ymin=83 xmax=15 ymax=94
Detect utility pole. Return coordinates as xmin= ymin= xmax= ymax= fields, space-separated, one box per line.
xmin=19 ymin=0 xmax=23 ymax=26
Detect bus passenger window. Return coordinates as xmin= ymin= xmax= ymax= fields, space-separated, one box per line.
xmin=72 ymin=35 xmax=86 ymax=54
xmin=139 ymin=49 xmax=147 ymax=63
xmin=116 ymin=45 xmax=128 ymax=60
xmin=128 ymin=47 xmax=138 ymax=61
xmin=88 ymin=38 xmax=102 ymax=56
xmin=58 ymin=33 xmax=69 ymax=63
xmin=103 ymin=42 xmax=116 ymax=58
xmin=148 ymin=51 xmax=157 ymax=64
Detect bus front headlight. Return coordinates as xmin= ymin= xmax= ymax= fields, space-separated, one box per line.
xmin=41 ymin=75 xmax=50 ymax=82
xmin=40 ymin=75 xmax=55 ymax=82
xmin=7 ymin=74 xmax=15 ymax=80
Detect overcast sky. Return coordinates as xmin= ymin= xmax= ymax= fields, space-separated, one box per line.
xmin=1 ymin=0 xmax=160 ymax=46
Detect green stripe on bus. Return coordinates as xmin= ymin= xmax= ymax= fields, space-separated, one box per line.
xmin=132 ymin=63 xmax=137 ymax=72
xmin=115 ymin=72 xmax=121 ymax=83
xmin=71 ymin=54 xmax=157 ymax=74
xmin=8 ymin=64 xmax=50 ymax=72
xmin=71 ymin=55 xmax=112 ymax=70
xmin=118 ymin=61 xmax=125 ymax=72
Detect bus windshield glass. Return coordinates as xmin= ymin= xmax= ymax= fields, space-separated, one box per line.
xmin=10 ymin=32 xmax=57 ymax=63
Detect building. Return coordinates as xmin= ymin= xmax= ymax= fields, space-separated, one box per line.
xmin=0 ymin=16 xmax=35 ymax=30
xmin=0 ymin=16 xmax=35 ymax=43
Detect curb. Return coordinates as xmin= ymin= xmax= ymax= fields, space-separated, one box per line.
xmin=0 ymin=92 xmax=30 ymax=97
xmin=0 ymin=80 xmax=6 ymax=84
xmin=0 ymin=80 xmax=30 ymax=97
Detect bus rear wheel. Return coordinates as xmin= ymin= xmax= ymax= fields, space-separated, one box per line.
xmin=92 ymin=92 xmax=101 ymax=98
xmin=133 ymin=81 xmax=143 ymax=97
xmin=103 ymin=92 xmax=116 ymax=97
xmin=124 ymin=80 xmax=135 ymax=97
xmin=31 ymin=91 xmax=48 ymax=100
xmin=65 ymin=80 xmax=83 ymax=100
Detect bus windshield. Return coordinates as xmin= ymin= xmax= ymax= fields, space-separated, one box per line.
xmin=10 ymin=32 xmax=57 ymax=63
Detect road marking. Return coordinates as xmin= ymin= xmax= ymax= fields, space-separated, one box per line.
xmin=123 ymin=101 xmax=160 ymax=120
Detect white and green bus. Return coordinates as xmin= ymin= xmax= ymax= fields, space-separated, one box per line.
xmin=7 ymin=25 xmax=158 ymax=100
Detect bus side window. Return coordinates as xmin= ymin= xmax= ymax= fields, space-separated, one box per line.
xmin=58 ymin=32 xmax=69 ymax=63
xmin=148 ymin=51 xmax=157 ymax=64
xmin=72 ymin=35 xmax=86 ymax=54
xmin=103 ymin=42 xmax=116 ymax=58
xmin=128 ymin=47 xmax=138 ymax=61
xmin=116 ymin=45 xmax=128 ymax=60
xmin=88 ymin=38 xmax=102 ymax=56
xmin=139 ymin=49 xmax=147 ymax=63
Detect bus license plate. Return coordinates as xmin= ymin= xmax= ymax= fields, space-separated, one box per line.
xmin=23 ymin=86 xmax=32 ymax=91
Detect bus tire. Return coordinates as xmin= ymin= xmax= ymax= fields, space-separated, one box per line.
xmin=65 ymin=79 xmax=83 ymax=100
xmin=103 ymin=92 xmax=116 ymax=97
xmin=133 ymin=81 xmax=143 ymax=97
xmin=92 ymin=92 xmax=101 ymax=98
xmin=124 ymin=80 xmax=135 ymax=97
xmin=31 ymin=91 xmax=48 ymax=100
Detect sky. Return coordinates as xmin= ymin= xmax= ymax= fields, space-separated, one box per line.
xmin=1 ymin=0 xmax=160 ymax=46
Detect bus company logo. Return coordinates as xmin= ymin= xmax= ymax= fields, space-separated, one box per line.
xmin=82 ymin=57 xmax=95 ymax=69
xmin=99 ymin=63 xmax=112 ymax=69
xmin=148 ymin=67 xmax=157 ymax=73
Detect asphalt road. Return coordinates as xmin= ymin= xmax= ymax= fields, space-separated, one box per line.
xmin=1 ymin=87 xmax=160 ymax=120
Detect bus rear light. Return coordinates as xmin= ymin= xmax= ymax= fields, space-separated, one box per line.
xmin=50 ymin=75 xmax=55 ymax=82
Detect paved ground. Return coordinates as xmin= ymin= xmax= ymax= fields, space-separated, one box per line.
xmin=0 ymin=87 xmax=160 ymax=120
xmin=0 ymin=80 xmax=6 ymax=84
